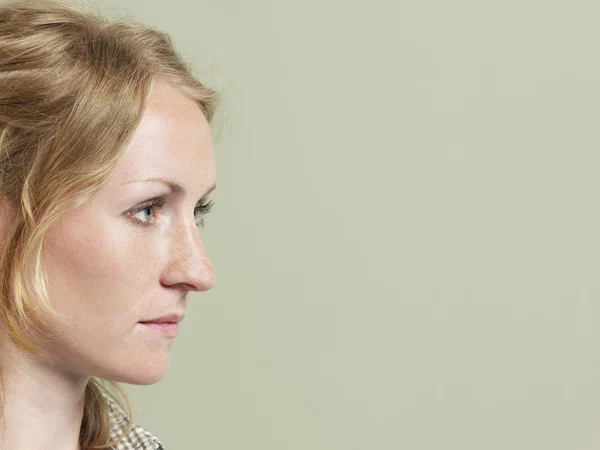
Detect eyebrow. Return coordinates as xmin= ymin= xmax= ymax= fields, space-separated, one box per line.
xmin=122 ymin=177 xmax=217 ymax=199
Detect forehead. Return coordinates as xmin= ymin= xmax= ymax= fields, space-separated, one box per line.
xmin=110 ymin=81 xmax=215 ymax=186
xmin=145 ymin=80 xmax=205 ymax=118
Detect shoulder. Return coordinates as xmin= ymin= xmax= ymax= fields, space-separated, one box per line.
xmin=104 ymin=392 xmax=165 ymax=450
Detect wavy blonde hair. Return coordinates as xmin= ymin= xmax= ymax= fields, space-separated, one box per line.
xmin=0 ymin=0 xmax=219 ymax=448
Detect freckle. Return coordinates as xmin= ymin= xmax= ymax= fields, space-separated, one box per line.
xmin=167 ymin=255 xmax=186 ymax=270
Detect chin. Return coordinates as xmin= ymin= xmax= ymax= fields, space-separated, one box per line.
xmin=98 ymin=359 xmax=171 ymax=385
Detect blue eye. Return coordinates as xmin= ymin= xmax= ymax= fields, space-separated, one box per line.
xmin=128 ymin=198 xmax=215 ymax=228
xmin=129 ymin=199 xmax=165 ymax=227
xmin=194 ymin=200 xmax=215 ymax=228
xmin=142 ymin=207 xmax=153 ymax=221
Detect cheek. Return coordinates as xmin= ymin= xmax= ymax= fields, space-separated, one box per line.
xmin=41 ymin=212 xmax=162 ymax=319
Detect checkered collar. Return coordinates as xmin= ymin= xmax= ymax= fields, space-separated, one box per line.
xmin=104 ymin=393 xmax=165 ymax=450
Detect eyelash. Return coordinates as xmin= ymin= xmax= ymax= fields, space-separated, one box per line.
xmin=128 ymin=198 xmax=215 ymax=229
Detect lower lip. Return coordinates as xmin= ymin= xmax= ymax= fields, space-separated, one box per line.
xmin=139 ymin=322 xmax=179 ymax=336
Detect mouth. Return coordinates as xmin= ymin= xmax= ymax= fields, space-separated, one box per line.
xmin=138 ymin=321 xmax=179 ymax=337
xmin=138 ymin=314 xmax=184 ymax=337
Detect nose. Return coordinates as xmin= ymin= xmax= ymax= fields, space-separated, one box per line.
xmin=160 ymin=220 xmax=216 ymax=292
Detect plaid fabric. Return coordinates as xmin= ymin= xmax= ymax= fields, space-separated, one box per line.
xmin=104 ymin=393 xmax=165 ymax=450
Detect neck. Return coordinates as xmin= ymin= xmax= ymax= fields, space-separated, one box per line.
xmin=0 ymin=332 xmax=89 ymax=450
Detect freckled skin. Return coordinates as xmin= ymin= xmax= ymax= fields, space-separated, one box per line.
xmin=38 ymin=80 xmax=217 ymax=384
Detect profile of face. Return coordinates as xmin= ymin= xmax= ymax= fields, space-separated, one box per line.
xmin=33 ymin=80 xmax=217 ymax=385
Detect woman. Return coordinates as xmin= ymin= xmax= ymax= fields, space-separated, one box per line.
xmin=0 ymin=0 xmax=219 ymax=448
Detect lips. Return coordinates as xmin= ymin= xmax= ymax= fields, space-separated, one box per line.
xmin=139 ymin=321 xmax=179 ymax=336
xmin=138 ymin=313 xmax=184 ymax=337
xmin=139 ymin=313 xmax=184 ymax=324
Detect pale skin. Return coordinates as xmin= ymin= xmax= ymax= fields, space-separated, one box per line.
xmin=0 ymin=80 xmax=217 ymax=450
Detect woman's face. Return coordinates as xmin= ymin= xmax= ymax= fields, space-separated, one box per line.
xmin=38 ymin=80 xmax=217 ymax=384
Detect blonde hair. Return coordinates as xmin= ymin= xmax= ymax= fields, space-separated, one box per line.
xmin=0 ymin=0 xmax=219 ymax=447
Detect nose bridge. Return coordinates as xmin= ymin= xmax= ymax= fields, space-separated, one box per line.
xmin=166 ymin=219 xmax=215 ymax=291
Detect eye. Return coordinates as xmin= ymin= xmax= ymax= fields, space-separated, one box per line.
xmin=194 ymin=200 xmax=215 ymax=228
xmin=129 ymin=198 xmax=166 ymax=227
xmin=127 ymin=198 xmax=215 ymax=229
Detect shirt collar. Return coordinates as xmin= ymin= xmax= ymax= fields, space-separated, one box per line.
xmin=104 ymin=392 xmax=165 ymax=450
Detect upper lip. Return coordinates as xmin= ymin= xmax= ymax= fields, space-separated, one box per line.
xmin=140 ymin=313 xmax=185 ymax=324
